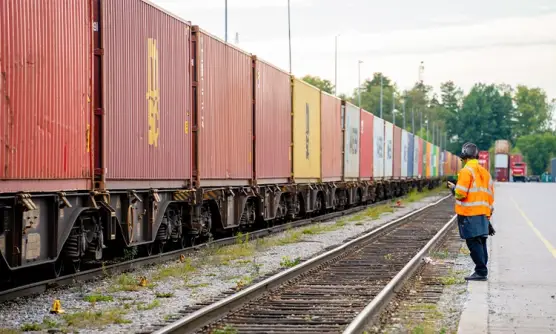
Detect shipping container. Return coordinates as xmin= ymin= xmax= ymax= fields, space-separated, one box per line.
xmin=254 ymin=58 xmax=292 ymax=184
xmin=439 ymin=151 xmax=444 ymax=177
xmin=0 ymin=0 xmax=92 ymax=193
xmin=393 ymin=125 xmax=402 ymax=178
xmin=320 ymin=92 xmax=343 ymax=181
xmin=417 ymin=137 xmax=424 ymax=177
xmin=101 ymin=1 xmax=194 ymax=189
xmin=432 ymin=145 xmax=438 ymax=177
xmin=343 ymin=102 xmax=361 ymax=180
xmin=292 ymin=78 xmax=321 ymax=182
xmin=495 ymin=168 xmax=509 ymax=182
xmin=407 ymin=132 xmax=414 ymax=178
xmin=478 ymin=151 xmax=490 ymax=172
xmin=494 ymin=154 xmax=509 ymax=168
xmin=384 ymin=121 xmax=394 ymax=178
xmin=444 ymin=151 xmax=452 ymax=176
xmin=412 ymin=135 xmax=419 ymax=177
xmin=373 ymin=117 xmax=385 ymax=179
xmin=510 ymin=154 xmax=523 ymax=167
xmin=425 ymin=142 xmax=432 ymax=178
xmin=551 ymin=158 xmax=556 ymax=176
xmin=511 ymin=162 xmax=527 ymax=181
xmin=495 ymin=140 xmax=511 ymax=154
xmin=193 ymin=28 xmax=253 ymax=186
xmin=359 ymin=109 xmax=374 ymax=180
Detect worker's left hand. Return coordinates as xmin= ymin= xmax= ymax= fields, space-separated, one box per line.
xmin=488 ymin=222 xmax=496 ymax=236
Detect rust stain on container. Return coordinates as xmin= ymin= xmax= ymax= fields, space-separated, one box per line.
xmin=102 ymin=0 xmax=192 ymax=188
xmin=320 ymin=92 xmax=342 ymax=182
xmin=359 ymin=109 xmax=374 ymax=180
xmin=254 ymin=58 xmax=291 ymax=184
xmin=194 ymin=29 xmax=253 ymax=186
xmin=0 ymin=0 xmax=92 ymax=192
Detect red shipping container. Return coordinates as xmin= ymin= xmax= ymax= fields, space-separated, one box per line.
xmin=320 ymin=92 xmax=342 ymax=181
xmin=510 ymin=154 xmax=523 ymax=166
xmin=359 ymin=109 xmax=374 ymax=180
xmin=194 ymin=28 xmax=253 ymax=186
xmin=0 ymin=0 xmax=92 ymax=193
xmin=495 ymin=168 xmax=509 ymax=182
xmin=417 ymin=137 xmax=424 ymax=177
xmin=478 ymin=151 xmax=490 ymax=171
xmin=393 ymin=125 xmax=402 ymax=178
xmin=101 ymin=0 xmax=192 ymax=189
xmin=254 ymin=57 xmax=291 ymax=184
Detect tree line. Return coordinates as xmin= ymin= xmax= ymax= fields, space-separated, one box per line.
xmin=301 ymin=74 xmax=556 ymax=175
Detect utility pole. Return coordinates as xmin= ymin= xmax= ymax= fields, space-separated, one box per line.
xmin=288 ymin=0 xmax=292 ymax=73
xmin=411 ymin=107 xmax=415 ymax=133
xmin=392 ymin=90 xmax=395 ymax=125
xmin=358 ymin=60 xmax=363 ymax=106
xmin=380 ymin=75 xmax=383 ymax=119
xmin=225 ymin=0 xmax=228 ymax=42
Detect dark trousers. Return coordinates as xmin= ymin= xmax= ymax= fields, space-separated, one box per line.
xmin=466 ymin=236 xmax=488 ymax=277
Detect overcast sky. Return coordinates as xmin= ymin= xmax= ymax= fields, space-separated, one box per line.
xmin=152 ymin=0 xmax=556 ymax=100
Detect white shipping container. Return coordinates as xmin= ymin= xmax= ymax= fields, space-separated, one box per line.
xmin=384 ymin=121 xmax=394 ymax=178
xmin=373 ymin=117 xmax=385 ymax=178
xmin=343 ymin=103 xmax=360 ymax=180
xmin=413 ymin=136 xmax=420 ymax=177
xmin=495 ymin=154 xmax=509 ymax=168
xmin=401 ymin=129 xmax=409 ymax=177
xmin=440 ymin=151 xmax=445 ymax=177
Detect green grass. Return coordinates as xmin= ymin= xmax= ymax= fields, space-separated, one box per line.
xmin=155 ymin=292 xmax=174 ymax=298
xmin=212 ymin=325 xmax=238 ymax=334
xmin=20 ymin=323 xmax=41 ymax=332
xmin=280 ymin=256 xmax=301 ymax=268
xmin=137 ymin=299 xmax=161 ymax=311
xmin=62 ymin=308 xmax=131 ymax=328
xmin=83 ymin=294 xmax=114 ymax=303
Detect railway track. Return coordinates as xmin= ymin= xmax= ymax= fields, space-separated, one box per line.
xmin=0 ymin=197 xmax=413 ymax=304
xmin=150 ymin=195 xmax=455 ymax=334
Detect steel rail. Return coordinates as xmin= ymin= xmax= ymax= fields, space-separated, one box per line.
xmin=0 ymin=197 xmax=401 ymax=303
xmin=152 ymin=194 xmax=452 ymax=334
xmin=343 ymin=213 xmax=457 ymax=333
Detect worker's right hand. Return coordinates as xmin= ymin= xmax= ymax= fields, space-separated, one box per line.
xmin=447 ymin=181 xmax=455 ymax=189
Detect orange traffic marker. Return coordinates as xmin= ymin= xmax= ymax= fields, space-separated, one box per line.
xmin=179 ymin=254 xmax=186 ymax=263
xmin=50 ymin=299 xmax=65 ymax=314
xmin=139 ymin=276 xmax=148 ymax=287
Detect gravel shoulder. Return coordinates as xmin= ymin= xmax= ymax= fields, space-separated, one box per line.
xmin=0 ymin=189 xmax=448 ymax=334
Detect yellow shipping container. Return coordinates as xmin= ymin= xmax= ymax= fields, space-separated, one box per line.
xmin=292 ymin=78 xmax=321 ymax=182
xmin=426 ymin=142 xmax=432 ymax=178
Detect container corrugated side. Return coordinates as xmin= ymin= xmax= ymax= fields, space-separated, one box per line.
xmin=195 ymin=29 xmax=253 ymax=186
xmin=320 ymin=92 xmax=342 ymax=181
xmin=425 ymin=142 xmax=432 ymax=178
xmin=495 ymin=154 xmax=509 ymax=168
xmin=292 ymin=78 xmax=321 ymax=182
xmin=439 ymin=150 xmax=445 ymax=177
xmin=359 ymin=110 xmax=374 ymax=180
xmin=407 ymin=133 xmax=414 ymax=177
xmin=384 ymin=121 xmax=394 ymax=178
xmin=0 ymin=0 xmax=92 ymax=193
xmin=392 ymin=125 xmax=401 ymax=178
xmin=418 ymin=137 xmax=424 ymax=178
xmin=401 ymin=129 xmax=409 ymax=177
xmin=343 ymin=102 xmax=360 ymax=180
xmin=432 ymin=145 xmax=438 ymax=177
xmin=254 ymin=58 xmax=292 ymax=184
xmin=102 ymin=0 xmax=192 ymax=189
xmin=413 ymin=135 xmax=420 ymax=177
xmin=373 ymin=117 xmax=385 ymax=178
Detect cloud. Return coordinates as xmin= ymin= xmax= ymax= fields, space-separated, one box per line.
xmin=153 ymin=0 xmax=314 ymax=10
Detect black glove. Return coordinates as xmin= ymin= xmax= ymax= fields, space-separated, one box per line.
xmin=488 ymin=222 xmax=496 ymax=236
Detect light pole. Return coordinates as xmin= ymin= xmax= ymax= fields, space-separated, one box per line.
xmin=335 ymin=35 xmax=339 ymax=95
xmin=225 ymin=0 xmax=228 ymax=42
xmin=288 ymin=0 xmax=292 ymax=73
xmin=358 ymin=60 xmax=363 ymax=106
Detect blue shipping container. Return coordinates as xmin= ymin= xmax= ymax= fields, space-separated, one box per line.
xmin=408 ymin=133 xmax=414 ymax=177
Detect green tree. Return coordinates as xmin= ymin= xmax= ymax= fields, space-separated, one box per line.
xmin=513 ymin=86 xmax=553 ymax=138
xmin=353 ymin=73 xmax=401 ymax=125
xmin=516 ymin=133 xmax=556 ymax=175
xmin=301 ymin=75 xmax=334 ymax=94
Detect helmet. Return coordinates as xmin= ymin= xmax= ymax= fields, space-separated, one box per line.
xmin=460 ymin=142 xmax=479 ymax=159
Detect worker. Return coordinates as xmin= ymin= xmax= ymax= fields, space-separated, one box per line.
xmin=447 ymin=142 xmax=495 ymax=281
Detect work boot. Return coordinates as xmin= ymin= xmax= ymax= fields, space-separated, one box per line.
xmin=465 ymin=272 xmax=487 ymax=281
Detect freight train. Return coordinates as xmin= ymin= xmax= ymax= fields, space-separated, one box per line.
xmin=0 ymin=0 xmax=461 ymax=282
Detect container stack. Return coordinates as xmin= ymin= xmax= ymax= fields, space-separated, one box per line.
xmin=494 ymin=140 xmax=510 ymax=182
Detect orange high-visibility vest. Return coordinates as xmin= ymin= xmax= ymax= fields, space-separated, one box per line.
xmin=454 ymin=159 xmax=494 ymax=217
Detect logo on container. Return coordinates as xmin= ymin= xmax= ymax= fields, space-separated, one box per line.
xmin=147 ymin=38 xmax=160 ymax=147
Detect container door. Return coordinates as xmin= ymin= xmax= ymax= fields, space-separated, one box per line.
xmin=384 ymin=122 xmax=394 ymax=178
xmin=373 ymin=118 xmax=385 ymax=178
xmin=343 ymin=103 xmax=360 ymax=180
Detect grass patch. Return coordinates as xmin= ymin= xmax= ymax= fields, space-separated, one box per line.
xmin=151 ymin=258 xmax=196 ymax=281
xmin=42 ymin=318 xmax=61 ymax=329
xmin=0 ymin=329 xmax=20 ymax=334
xmin=459 ymin=245 xmax=470 ymax=255
xmin=185 ymin=282 xmax=210 ymax=288
xmin=280 ymin=256 xmax=301 ymax=268
xmin=235 ymin=275 xmax=253 ymax=290
xmin=212 ymin=325 xmax=238 ymax=334
xmin=63 ymin=308 xmax=131 ymax=328
xmin=83 ymin=294 xmax=113 ymax=303
xmin=438 ymin=270 xmax=466 ymax=285
xmin=155 ymin=292 xmax=174 ymax=298
xmin=431 ymin=249 xmax=450 ymax=259
xmin=137 ymin=299 xmax=161 ymax=311
xmin=355 ymin=221 xmax=364 ymax=226
xmin=107 ymin=273 xmax=142 ymax=292
xmin=20 ymin=323 xmax=41 ymax=331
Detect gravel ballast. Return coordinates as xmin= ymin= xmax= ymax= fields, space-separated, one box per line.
xmin=0 ymin=192 xmax=448 ymax=333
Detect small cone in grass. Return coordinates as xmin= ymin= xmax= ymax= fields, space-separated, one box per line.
xmin=179 ymin=254 xmax=186 ymax=263
xmin=139 ymin=276 xmax=148 ymax=287
xmin=50 ymin=299 xmax=64 ymax=314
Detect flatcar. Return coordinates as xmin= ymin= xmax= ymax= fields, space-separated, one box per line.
xmin=0 ymin=0 xmax=456 ymax=282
